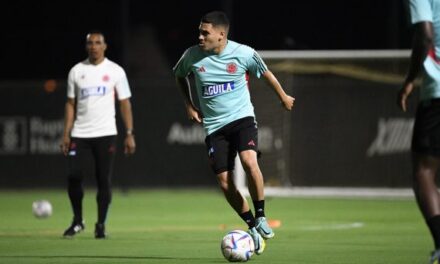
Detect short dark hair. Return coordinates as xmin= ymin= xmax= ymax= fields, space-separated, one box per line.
xmin=201 ymin=11 xmax=230 ymax=29
xmin=86 ymin=30 xmax=106 ymax=42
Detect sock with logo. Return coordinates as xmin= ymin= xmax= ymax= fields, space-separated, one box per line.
xmin=239 ymin=210 xmax=256 ymax=228
xmin=253 ymin=200 xmax=265 ymax=218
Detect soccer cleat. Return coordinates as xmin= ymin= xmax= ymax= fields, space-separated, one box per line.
xmin=63 ymin=221 xmax=85 ymax=237
xmin=255 ymin=217 xmax=275 ymax=239
xmin=430 ymin=249 xmax=440 ymax=264
xmin=248 ymin=227 xmax=266 ymax=255
xmin=94 ymin=223 xmax=106 ymax=239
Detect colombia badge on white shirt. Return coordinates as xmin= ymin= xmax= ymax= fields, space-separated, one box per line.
xmin=67 ymin=58 xmax=131 ymax=138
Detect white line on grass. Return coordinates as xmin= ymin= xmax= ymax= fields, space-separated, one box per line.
xmin=300 ymin=222 xmax=365 ymax=231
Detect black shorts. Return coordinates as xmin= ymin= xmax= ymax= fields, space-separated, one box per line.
xmin=205 ymin=116 xmax=258 ymax=174
xmin=412 ymin=99 xmax=440 ymax=157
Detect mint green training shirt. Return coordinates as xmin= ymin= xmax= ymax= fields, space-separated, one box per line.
xmin=173 ymin=40 xmax=268 ymax=135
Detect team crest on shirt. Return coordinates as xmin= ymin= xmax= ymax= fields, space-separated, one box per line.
xmin=226 ymin=63 xmax=237 ymax=74
xmin=102 ymin=74 xmax=110 ymax=82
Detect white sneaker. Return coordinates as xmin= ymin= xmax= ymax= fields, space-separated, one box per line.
xmin=248 ymin=227 xmax=266 ymax=255
xmin=256 ymin=217 xmax=275 ymax=239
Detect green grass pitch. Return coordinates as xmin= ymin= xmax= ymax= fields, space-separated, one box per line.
xmin=0 ymin=189 xmax=432 ymax=263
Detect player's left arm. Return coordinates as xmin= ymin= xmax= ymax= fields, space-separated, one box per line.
xmin=262 ymin=70 xmax=295 ymax=111
xmin=119 ymin=98 xmax=136 ymax=155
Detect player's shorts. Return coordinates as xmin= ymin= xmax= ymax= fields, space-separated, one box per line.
xmin=412 ymin=98 xmax=440 ymax=156
xmin=205 ymin=116 xmax=258 ymax=174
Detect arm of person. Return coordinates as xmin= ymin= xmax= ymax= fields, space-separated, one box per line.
xmin=60 ymin=98 xmax=75 ymax=156
xmin=119 ymin=98 xmax=136 ymax=155
xmin=175 ymin=76 xmax=203 ymax=123
xmin=398 ymin=21 xmax=433 ymax=112
xmin=262 ymin=70 xmax=295 ymax=111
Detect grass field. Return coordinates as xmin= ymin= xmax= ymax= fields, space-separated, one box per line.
xmin=0 ymin=189 xmax=432 ymax=264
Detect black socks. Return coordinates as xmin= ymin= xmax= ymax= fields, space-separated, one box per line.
xmin=239 ymin=210 xmax=256 ymax=228
xmin=253 ymin=200 xmax=265 ymax=218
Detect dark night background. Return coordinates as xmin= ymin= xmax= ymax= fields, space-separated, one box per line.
xmin=0 ymin=0 xmax=418 ymax=188
xmin=1 ymin=0 xmax=411 ymax=80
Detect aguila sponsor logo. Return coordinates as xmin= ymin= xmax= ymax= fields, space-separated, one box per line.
xmin=202 ymin=82 xmax=235 ymax=97
xmin=80 ymin=86 xmax=107 ymax=99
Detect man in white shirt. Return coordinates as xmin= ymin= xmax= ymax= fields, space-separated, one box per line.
xmin=60 ymin=31 xmax=135 ymax=239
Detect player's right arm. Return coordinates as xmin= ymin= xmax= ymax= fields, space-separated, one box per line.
xmin=398 ymin=21 xmax=433 ymax=112
xmin=61 ymin=98 xmax=75 ymax=156
xmin=173 ymin=47 xmax=202 ymax=123
xmin=61 ymin=68 xmax=76 ymax=156
xmin=175 ymin=76 xmax=202 ymax=123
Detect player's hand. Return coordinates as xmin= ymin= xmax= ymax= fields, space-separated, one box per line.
xmin=60 ymin=136 xmax=70 ymax=156
xmin=397 ymin=82 xmax=414 ymax=112
xmin=281 ymin=95 xmax=295 ymax=111
xmin=124 ymin=134 xmax=136 ymax=155
xmin=187 ymin=104 xmax=203 ymax=123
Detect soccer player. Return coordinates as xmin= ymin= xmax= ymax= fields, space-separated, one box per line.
xmin=397 ymin=0 xmax=440 ymax=262
xmin=60 ymin=31 xmax=135 ymax=239
xmin=173 ymin=11 xmax=295 ymax=254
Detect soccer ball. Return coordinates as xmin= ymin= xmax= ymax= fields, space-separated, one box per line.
xmin=221 ymin=230 xmax=255 ymax=262
xmin=32 ymin=200 xmax=52 ymax=218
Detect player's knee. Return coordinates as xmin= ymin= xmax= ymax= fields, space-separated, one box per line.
xmin=414 ymin=166 xmax=437 ymax=181
xmin=217 ymin=173 xmax=231 ymax=192
xmin=217 ymin=179 xmax=229 ymax=192
xmin=68 ymin=175 xmax=82 ymax=185
xmin=67 ymin=177 xmax=83 ymax=196
xmin=240 ymin=150 xmax=258 ymax=168
xmin=241 ymin=158 xmax=258 ymax=172
xmin=68 ymin=169 xmax=83 ymax=181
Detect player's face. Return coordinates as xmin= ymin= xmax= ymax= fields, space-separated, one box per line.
xmin=86 ymin=33 xmax=107 ymax=63
xmin=198 ymin=23 xmax=225 ymax=53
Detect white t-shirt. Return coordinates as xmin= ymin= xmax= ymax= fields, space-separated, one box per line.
xmin=67 ymin=58 xmax=131 ymax=138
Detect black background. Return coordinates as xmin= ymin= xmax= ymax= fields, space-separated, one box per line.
xmin=1 ymin=0 xmax=411 ymax=79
